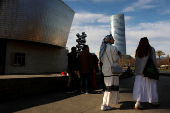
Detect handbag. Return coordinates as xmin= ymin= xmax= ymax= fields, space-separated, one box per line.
xmin=105 ymin=46 xmax=122 ymax=74
xmin=143 ymin=47 xmax=159 ymax=80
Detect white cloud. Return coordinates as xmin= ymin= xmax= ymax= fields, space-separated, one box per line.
xmin=67 ymin=12 xmax=110 ymax=53
xmin=125 ymin=20 xmax=170 ymax=55
xmin=162 ymin=9 xmax=170 ymax=14
xmin=122 ymin=0 xmax=157 ymax=12
xmin=63 ymin=0 xmax=82 ymax=1
xmin=73 ymin=12 xmax=110 ymax=25
xmin=67 ymin=12 xmax=170 ymax=57
xmin=73 ymin=12 xmax=133 ymax=25
xmin=92 ymin=0 xmax=119 ymax=2
xmin=66 ymin=25 xmax=109 ymax=53
xmin=64 ymin=0 xmax=121 ymax=2
xmin=67 ymin=12 xmax=134 ymax=53
xmin=125 ymin=16 xmax=134 ymax=21
xmin=123 ymin=7 xmax=135 ymax=12
xmin=140 ymin=5 xmax=157 ymax=9
xmin=133 ymin=0 xmax=153 ymax=7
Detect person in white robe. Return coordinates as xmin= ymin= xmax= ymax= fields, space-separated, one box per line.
xmin=99 ymin=34 xmax=121 ymax=111
xmin=133 ymin=37 xmax=159 ymax=109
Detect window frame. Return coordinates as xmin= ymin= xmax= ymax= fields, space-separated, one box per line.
xmin=12 ymin=52 xmax=25 ymax=66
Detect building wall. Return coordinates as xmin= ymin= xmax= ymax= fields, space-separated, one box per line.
xmin=0 ymin=0 xmax=75 ymax=47
xmin=110 ymin=14 xmax=126 ymax=54
xmin=5 ymin=40 xmax=68 ymax=74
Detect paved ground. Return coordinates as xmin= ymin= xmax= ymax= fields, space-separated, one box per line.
xmin=0 ymin=75 xmax=170 ymax=113
xmin=159 ymin=71 xmax=170 ymax=73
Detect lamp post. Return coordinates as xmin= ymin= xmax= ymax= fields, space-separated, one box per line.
xmin=76 ymin=32 xmax=87 ymax=56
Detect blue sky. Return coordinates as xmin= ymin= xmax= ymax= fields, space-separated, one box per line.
xmin=63 ymin=0 xmax=170 ymax=56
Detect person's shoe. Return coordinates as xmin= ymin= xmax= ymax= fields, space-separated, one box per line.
xmin=151 ymin=102 xmax=159 ymax=107
xmin=101 ymin=105 xmax=111 ymax=111
xmin=86 ymin=92 xmax=92 ymax=94
xmin=87 ymin=90 xmax=93 ymax=94
xmin=71 ymin=90 xmax=77 ymax=93
xmin=134 ymin=105 xmax=143 ymax=110
xmin=81 ymin=91 xmax=85 ymax=93
xmin=98 ymin=91 xmax=104 ymax=94
xmin=101 ymin=90 xmax=104 ymax=93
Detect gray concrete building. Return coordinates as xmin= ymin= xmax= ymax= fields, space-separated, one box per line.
xmin=0 ymin=0 xmax=75 ymax=74
xmin=110 ymin=14 xmax=126 ymax=54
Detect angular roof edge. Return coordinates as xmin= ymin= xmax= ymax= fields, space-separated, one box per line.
xmin=59 ymin=0 xmax=75 ymax=13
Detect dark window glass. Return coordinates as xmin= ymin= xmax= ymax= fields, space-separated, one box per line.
xmin=14 ymin=56 xmax=17 ymax=64
xmin=13 ymin=53 xmax=25 ymax=66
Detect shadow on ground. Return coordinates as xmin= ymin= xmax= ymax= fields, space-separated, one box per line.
xmin=0 ymin=75 xmax=170 ymax=112
xmin=119 ymin=101 xmax=161 ymax=110
xmin=0 ymin=83 xmax=105 ymax=113
xmin=0 ymin=90 xmax=83 ymax=113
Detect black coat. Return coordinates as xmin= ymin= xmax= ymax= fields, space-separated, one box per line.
xmin=68 ymin=52 xmax=78 ymax=72
xmin=92 ymin=54 xmax=99 ymax=73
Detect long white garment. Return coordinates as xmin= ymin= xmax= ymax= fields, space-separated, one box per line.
xmin=101 ymin=44 xmax=120 ymax=105
xmin=102 ymin=76 xmax=119 ymax=105
xmin=133 ymin=75 xmax=158 ymax=103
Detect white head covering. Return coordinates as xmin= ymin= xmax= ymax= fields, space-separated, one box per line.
xmin=99 ymin=34 xmax=112 ymax=59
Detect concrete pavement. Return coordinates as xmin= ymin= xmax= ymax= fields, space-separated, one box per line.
xmin=0 ymin=75 xmax=170 ymax=113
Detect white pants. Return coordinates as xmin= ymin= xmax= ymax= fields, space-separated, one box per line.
xmin=133 ymin=75 xmax=158 ymax=103
xmin=102 ymin=76 xmax=119 ymax=106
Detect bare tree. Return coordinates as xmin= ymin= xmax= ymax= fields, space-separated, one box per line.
xmin=156 ymin=50 xmax=165 ymax=67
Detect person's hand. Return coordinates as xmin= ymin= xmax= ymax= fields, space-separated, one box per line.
xmin=75 ymin=71 xmax=77 ymax=75
xmin=118 ymin=51 xmax=121 ymax=57
xmin=118 ymin=51 xmax=121 ymax=55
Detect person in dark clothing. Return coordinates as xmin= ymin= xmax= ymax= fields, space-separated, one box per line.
xmin=127 ymin=66 xmax=132 ymax=75
xmin=99 ymin=61 xmax=105 ymax=93
xmin=91 ymin=53 xmax=99 ymax=89
xmin=78 ymin=45 xmax=95 ymax=94
xmin=92 ymin=53 xmax=99 ymax=73
xmin=67 ymin=47 xmax=78 ymax=93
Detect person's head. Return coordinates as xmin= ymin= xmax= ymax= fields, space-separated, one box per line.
xmin=71 ymin=47 xmax=76 ymax=53
xmin=82 ymin=45 xmax=89 ymax=51
xmin=135 ymin=37 xmax=151 ymax=58
xmin=109 ymin=35 xmax=115 ymax=44
xmin=103 ymin=34 xmax=114 ymax=44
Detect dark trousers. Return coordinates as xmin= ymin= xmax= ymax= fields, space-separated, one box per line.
xmin=68 ymin=70 xmax=78 ymax=92
xmin=81 ymin=73 xmax=92 ymax=93
xmin=101 ymin=72 xmax=105 ymax=91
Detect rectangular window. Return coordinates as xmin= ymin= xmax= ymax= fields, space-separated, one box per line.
xmin=13 ymin=53 xmax=25 ymax=66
